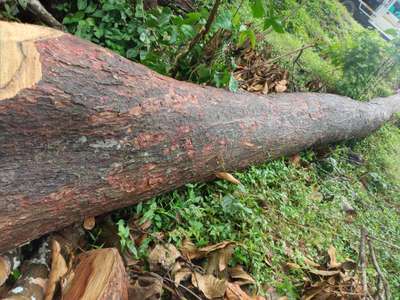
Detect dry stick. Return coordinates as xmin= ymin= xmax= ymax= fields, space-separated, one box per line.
xmin=266 ymin=43 xmax=315 ymax=64
xmin=264 ymin=0 xmax=305 ymax=35
xmin=27 ymin=0 xmax=64 ymax=29
xmin=359 ymin=227 xmax=368 ymax=300
xmin=367 ymin=238 xmax=391 ymax=300
xmin=171 ymin=0 xmax=221 ymax=76
xmin=163 ymin=277 xmax=203 ymax=300
xmin=369 ymin=235 xmax=400 ymax=251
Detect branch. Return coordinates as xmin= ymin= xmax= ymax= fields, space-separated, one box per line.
xmin=27 ymin=0 xmax=64 ymax=30
xmin=171 ymin=0 xmax=221 ymax=75
xmin=267 ymin=43 xmax=315 ymax=64
xmin=367 ymin=238 xmax=391 ymax=300
xmin=359 ymin=227 xmax=368 ymax=300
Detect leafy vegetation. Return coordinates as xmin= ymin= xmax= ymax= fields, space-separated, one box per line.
xmin=109 ymin=121 xmax=400 ymax=298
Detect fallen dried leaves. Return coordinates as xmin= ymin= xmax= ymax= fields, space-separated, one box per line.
xmin=233 ymin=49 xmax=288 ymax=94
xmin=301 ymin=246 xmax=362 ymax=300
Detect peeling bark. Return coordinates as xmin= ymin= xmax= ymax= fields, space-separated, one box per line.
xmin=0 ymin=21 xmax=399 ymax=253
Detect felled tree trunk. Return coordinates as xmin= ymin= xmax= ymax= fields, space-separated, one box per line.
xmin=0 ymin=21 xmax=399 ymax=253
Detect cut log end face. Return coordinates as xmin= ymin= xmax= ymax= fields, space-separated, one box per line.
xmin=0 ymin=21 xmax=62 ymax=101
xmin=62 ymin=248 xmax=128 ymax=300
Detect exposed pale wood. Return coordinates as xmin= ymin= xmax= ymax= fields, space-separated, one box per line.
xmin=0 ymin=21 xmax=61 ymax=101
xmin=62 ymin=248 xmax=128 ymax=300
xmin=0 ymin=21 xmax=399 ymax=253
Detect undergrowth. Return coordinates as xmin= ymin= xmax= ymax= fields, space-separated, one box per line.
xmin=112 ymin=121 xmax=400 ymax=298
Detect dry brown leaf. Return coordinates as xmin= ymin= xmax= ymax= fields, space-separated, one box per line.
xmin=249 ymin=84 xmax=264 ymax=92
xmin=303 ymin=257 xmax=320 ymax=268
xmin=192 ymin=272 xmax=227 ymax=299
xmin=286 ymin=262 xmax=301 ymax=270
xmin=262 ymin=82 xmax=269 ymax=94
xmin=289 ymin=154 xmax=301 ymax=167
xmin=309 ymin=269 xmax=340 ymax=277
xmin=218 ymin=244 xmax=235 ymax=272
xmin=275 ymin=80 xmax=287 ymax=93
xmin=225 ymin=283 xmax=266 ymax=300
xmin=327 ymin=245 xmax=341 ymax=269
xmin=83 ymin=216 xmax=96 ymax=230
xmin=225 ymin=283 xmax=251 ymax=300
xmin=129 ymin=273 xmax=163 ymax=300
xmin=181 ymin=240 xmax=234 ymax=260
xmin=148 ymin=244 xmax=180 ymax=271
xmin=229 ymin=265 xmax=255 ymax=286
xmin=174 ymin=268 xmax=192 ymax=286
xmin=44 ymin=239 xmax=68 ymax=300
xmin=216 ymin=172 xmax=241 ymax=185
xmin=180 ymin=239 xmax=199 ymax=260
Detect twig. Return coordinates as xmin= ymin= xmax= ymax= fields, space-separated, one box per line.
xmin=27 ymin=0 xmax=64 ymax=29
xmin=267 ymin=43 xmax=315 ymax=64
xmin=163 ymin=276 xmax=203 ymax=300
xmin=232 ymin=0 xmax=245 ymax=18
xmin=367 ymin=237 xmax=391 ymax=300
xmin=359 ymin=227 xmax=368 ymax=300
xmin=368 ymin=235 xmax=400 ymax=251
xmin=171 ymin=0 xmax=221 ymax=76
xmin=265 ymin=0 xmax=305 ymax=35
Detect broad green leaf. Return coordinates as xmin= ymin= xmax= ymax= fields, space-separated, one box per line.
xmin=215 ymin=10 xmax=232 ymax=30
xmin=17 ymin=0 xmax=28 ymax=9
xmin=180 ymin=24 xmax=196 ymax=38
xmin=63 ymin=11 xmax=85 ymax=24
xmin=77 ymin=0 xmax=87 ymax=11
xmin=251 ymin=0 xmax=265 ymax=19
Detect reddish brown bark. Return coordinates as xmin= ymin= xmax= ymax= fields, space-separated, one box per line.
xmin=0 ymin=22 xmax=399 ymax=253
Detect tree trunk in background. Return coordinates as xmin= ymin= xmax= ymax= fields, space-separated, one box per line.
xmin=0 ymin=21 xmax=399 ymax=253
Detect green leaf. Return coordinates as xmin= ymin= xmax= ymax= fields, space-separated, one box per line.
xmin=17 ymin=0 xmax=28 ymax=9
xmin=180 ymin=24 xmax=196 ymax=38
xmin=135 ymin=0 xmax=144 ymax=18
xmin=238 ymin=30 xmax=256 ymax=48
xmin=251 ymin=0 xmax=265 ymax=19
xmin=215 ymin=10 xmax=232 ymax=30
xmin=232 ymin=13 xmax=241 ymax=27
xmin=85 ymin=2 xmax=97 ymax=13
xmin=184 ymin=12 xmax=202 ymax=24
xmin=63 ymin=11 xmax=85 ymax=24
xmin=228 ymin=74 xmax=238 ymax=92
xmin=264 ymin=17 xmax=284 ymax=33
xmin=77 ymin=0 xmax=87 ymax=11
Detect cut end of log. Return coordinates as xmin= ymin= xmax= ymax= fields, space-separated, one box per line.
xmin=62 ymin=248 xmax=128 ymax=300
xmin=0 ymin=21 xmax=62 ymax=101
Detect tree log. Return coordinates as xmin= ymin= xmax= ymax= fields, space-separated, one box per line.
xmin=0 ymin=21 xmax=399 ymax=253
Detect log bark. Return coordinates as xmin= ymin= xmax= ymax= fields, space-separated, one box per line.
xmin=0 ymin=21 xmax=399 ymax=253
